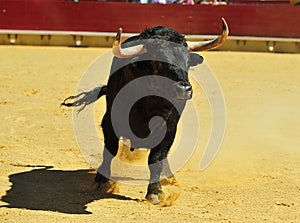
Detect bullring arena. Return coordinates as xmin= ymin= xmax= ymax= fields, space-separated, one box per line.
xmin=1 ymin=1 xmax=300 ymax=222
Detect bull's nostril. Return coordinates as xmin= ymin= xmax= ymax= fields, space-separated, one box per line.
xmin=185 ymin=85 xmax=192 ymax=91
xmin=175 ymin=82 xmax=192 ymax=91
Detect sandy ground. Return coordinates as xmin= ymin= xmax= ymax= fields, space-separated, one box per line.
xmin=0 ymin=46 xmax=299 ymax=222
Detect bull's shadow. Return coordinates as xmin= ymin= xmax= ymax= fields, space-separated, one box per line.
xmin=1 ymin=167 xmax=137 ymax=214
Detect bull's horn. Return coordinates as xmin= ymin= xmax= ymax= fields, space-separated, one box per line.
xmin=187 ymin=18 xmax=229 ymax=51
xmin=112 ymin=28 xmax=146 ymax=58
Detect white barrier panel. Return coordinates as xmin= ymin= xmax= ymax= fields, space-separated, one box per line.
xmin=1 ymin=30 xmax=300 ymax=53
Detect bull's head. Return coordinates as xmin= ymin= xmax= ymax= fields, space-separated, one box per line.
xmin=111 ymin=18 xmax=229 ymax=100
xmin=112 ymin=18 xmax=229 ymax=58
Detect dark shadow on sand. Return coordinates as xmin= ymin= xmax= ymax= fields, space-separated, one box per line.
xmin=1 ymin=167 xmax=138 ymax=214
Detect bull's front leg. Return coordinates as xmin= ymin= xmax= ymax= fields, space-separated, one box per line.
xmin=146 ymin=148 xmax=167 ymax=204
xmin=95 ymin=113 xmax=119 ymax=192
xmin=146 ymin=127 xmax=177 ymax=204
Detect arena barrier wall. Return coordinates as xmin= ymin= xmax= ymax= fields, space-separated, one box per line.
xmin=1 ymin=0 xmax=300 ymax=52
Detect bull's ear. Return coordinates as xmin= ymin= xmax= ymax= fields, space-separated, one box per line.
xmin=190 ymin=53 xmax=204 ymax=66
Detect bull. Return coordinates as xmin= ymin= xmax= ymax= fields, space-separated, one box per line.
xmin=62 ymin=18 xmax=228 ymax=204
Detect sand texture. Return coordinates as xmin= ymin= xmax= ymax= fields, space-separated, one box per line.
xmin=0 ymin=46 xmax=299 ymax=222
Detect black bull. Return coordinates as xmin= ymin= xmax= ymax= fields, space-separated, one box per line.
xmin=62 ymin=19 xmax=228 ymax=204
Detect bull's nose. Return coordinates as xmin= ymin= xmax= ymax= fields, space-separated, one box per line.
xmin=185 ymin=87 xmax=193 ymax=99
xmin=178 ymin=84 xmax=192 ymax=93
xmin=184 ymin=85 xmax=192 ymax=91
xmin=175 ymin=82 xmax=193 ymax=100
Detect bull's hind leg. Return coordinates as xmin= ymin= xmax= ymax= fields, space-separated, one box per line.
xmin=95 ymin=113 xmax=119 ymax=190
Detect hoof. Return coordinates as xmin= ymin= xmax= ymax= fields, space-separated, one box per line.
xmin=102 ymin=180 xmax=120 ymax=194
xmin=146 ymin=194 xmax=160 ymax=205
xmin=95 ymin=175 xmax=119 ymax=194
xmin=98 ymin=180 xmax=119 ymax=194
xmin=146 ymin=191 xmax=180 ymax=206
xmin=146 ymin=182 xmax=162 ymax=204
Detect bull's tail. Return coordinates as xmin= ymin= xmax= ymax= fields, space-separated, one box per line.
xmin=61 ymin=85 xmax=107 ymax=112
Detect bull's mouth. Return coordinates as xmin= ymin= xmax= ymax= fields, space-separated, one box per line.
xmin=175 ymin=82 xmax=193 ymax=100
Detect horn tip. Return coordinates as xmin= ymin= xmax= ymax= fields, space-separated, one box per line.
xmin=115 ymin=27 xmax=123 ymax=43
xmin=221 ymin=18 xmax=227 ymax=27
xmin=221 ymin=18 xmax=229 ymax=36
